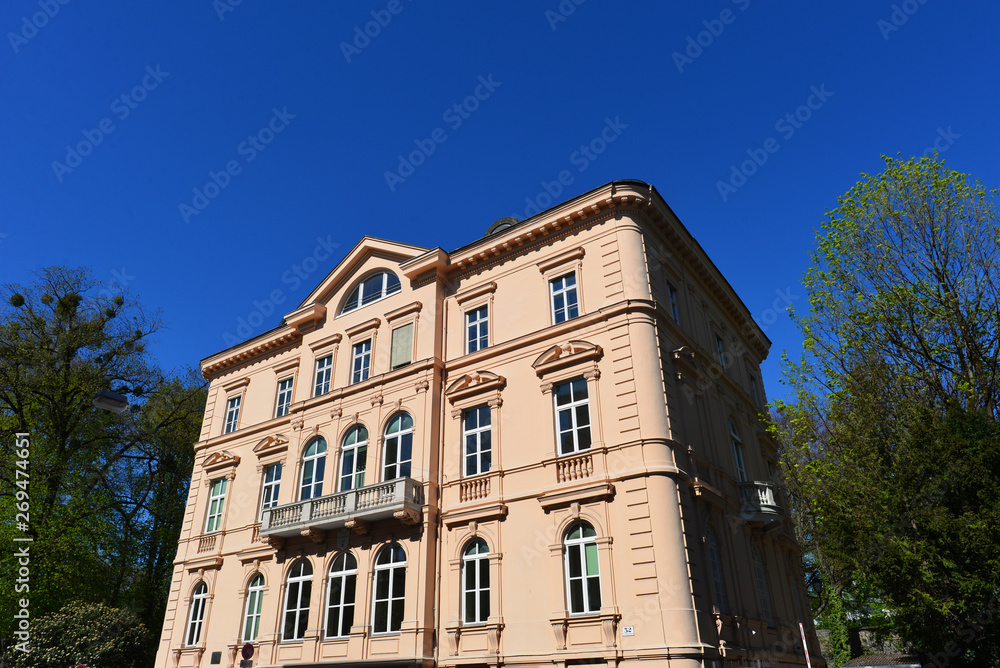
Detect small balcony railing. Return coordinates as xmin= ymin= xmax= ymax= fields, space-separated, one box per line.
xmin=260 ymin=477 xmax=423 ymax=539
xmin=738 ymin=481 xmax=783 ymax=528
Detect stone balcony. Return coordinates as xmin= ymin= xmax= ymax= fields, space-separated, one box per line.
xmin=260 ymin=477 xmax=424 ymax=544
xmin=738 ymin=481 xmax=783 ymax=530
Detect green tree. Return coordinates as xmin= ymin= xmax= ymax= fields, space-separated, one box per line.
xmin=772 ymin=155 xmax=1000 ymax=666
xmin=7 ymin=601 xmax=149 ymax=668
xmin=0 ymin=267 xmax=205 ymax=666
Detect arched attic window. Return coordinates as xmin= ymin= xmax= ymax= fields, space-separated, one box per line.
xmin=341 ymin=271 xmax=401 ymax=314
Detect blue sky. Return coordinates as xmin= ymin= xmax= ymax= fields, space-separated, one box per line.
xmin=3 ymin=1 xmax=998 ymax=400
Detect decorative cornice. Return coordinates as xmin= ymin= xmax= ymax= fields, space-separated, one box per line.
xmin=345 ymin=318 xmax=380 ymax=339
xmin=537 ymin=246 xmax=585 ymax=274
xmin=454 ymin=281 xmax=497 ymax=305
xmin=284 ymin=303 xmax=327 ymax=332
xmin=384 ymin=300 xmax=422 ymax=323
xmin=222 ymin=377 xmax=250 ymax=393
xmin=203 ymin=450 xmax=240 ymax=473
xmin=202 ymin=329 xmax=301 ymax=378
xmin=253 ymin=434 xmax=289 ymax=459
xmin=532 ymin=340 xmax=603 ymax=377
xmin=307 ymin=333 xmax=342 ymax=352
xmin=444 ymin=371 xmax=506 ymax=404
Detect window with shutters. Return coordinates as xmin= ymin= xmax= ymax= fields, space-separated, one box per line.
xmin=390 ymin=323 xmax=413 ymax=369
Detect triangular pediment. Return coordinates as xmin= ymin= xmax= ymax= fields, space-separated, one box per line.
xmin=203 ymin=450 xmax=240 ymax=472
xmin=445 ymin=371 xmax=506 ymax=402
xmin=297 ymin=237 xmax=431 ymax=312
xmin=532 ymin=340 xmax=603 ymax=373
xmin=253 ymin=434 xmax=289 ymax=458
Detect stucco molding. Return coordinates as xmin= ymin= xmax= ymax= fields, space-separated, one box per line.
xmin=532 ymin=340 xmax=603 ymax=377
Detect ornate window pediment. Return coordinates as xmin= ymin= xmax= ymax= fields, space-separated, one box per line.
xmin=203 ymin=450 xmax=240 ymax=475
xmin=532 ymin=340 xmax=602 ymax=377
xmin=445 ymin=371 xmax=505 ymax=405
xmin=253 ymin=434 xmax=289 ymax=459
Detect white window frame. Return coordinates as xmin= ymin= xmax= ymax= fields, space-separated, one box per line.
xmin=282 ymin=559 xmax=313 ymax=641
xmin=550 ymin=272 xmax=580 ymax=324
xmin=300 ymin=438 xmax=327 ymax=500
xmin=564 ymin=521 xmax=602 ymax=615
xmin=242 ymin=574 xmax=265 ymax=642
xmin=371 ymin=544 xmax=406 ymax=634
xmin=185 ymin=582 xmax=208 ymax=647
xmin=462 ymin=538 xmax=490 ymax=625
xmin=204 ymin=478 xmax=227 ymax=533
xmin=465 ymin=305 xmax=489 ymax=354
xmin=339 ymin=426 xmax=368 ymax=492
xmin=341 ymin=271 xmax=402 ymax=315
xmin=275 ymin=377 xmax=293 ymax=417
xmin=730 ymin=420 xmax=747 ymax=482
xmin=259 ymin=463 xmax=282 ymax=520
xmin=224 ymin=395 xmax=241 ymax=434
xmin=314 ymin=354 xmax=333 ymax=396
xmin=382 ymin=413 xmax=413 ymax=481
xmin=351 ymin=339 xmax=372 ymax=384
xmin=325 ymin=552 xmax=358 ymax=639
xmin=462 ymin=405 xmax=492 ymax=477
xmin=553 ymin=377 xmax=592 ymax=456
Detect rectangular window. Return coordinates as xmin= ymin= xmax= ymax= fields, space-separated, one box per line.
xmin=224 ymin=396 xmax=241 ymax=434
xmin=554 ymin=378 xmax=592 ymax=455
xmin=716 ymin=335 xmax=727 ymax=371
xmin=205 ymin=478 xmax=227 ymax=533
xmin=749 ymin=374 xmax=761 ymax=407
xmin=314 ymin=355 xmax=332 ymax=396
xmin=668 ymin=282 xmax=680 ymax=323
xmin=390 ymin=324 xmax=413 ymax=370
xmin=275 ymin=377 xmax=293 ymax=417
xmin=352 ymin=340 xmax=372 ymax=384
xmin=465 ymin=306 xmax=489 ymax=353
xmin=730 ymin=421 xmax=747 ymax=482
xmin=550 ymin=273 xmax=579 ymax=324
xmin=463 ymin=406 xmax=492 ymax=476
xmin=259 ymin=463 xmax=282 ymax=520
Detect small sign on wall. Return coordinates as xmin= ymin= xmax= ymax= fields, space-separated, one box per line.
xmin=622 ymin=626 xmax=635 ymax=636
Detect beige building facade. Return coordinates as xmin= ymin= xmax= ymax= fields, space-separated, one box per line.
xmin=155 ymin=180 xmax=823 ymax=668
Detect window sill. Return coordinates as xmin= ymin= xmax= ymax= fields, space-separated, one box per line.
xmin=549 ymin=609 xmax=620 ymax=649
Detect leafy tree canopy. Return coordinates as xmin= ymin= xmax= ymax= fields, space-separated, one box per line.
xmin=772 ymin=156 xmax=1000 ymax=666
xmin=0 ymin=267 xmax=205 ymax=666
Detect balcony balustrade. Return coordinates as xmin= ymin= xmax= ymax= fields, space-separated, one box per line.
xmin=738 ymin=481 xmax=783 ymax=529
xmin=260 ymin=477 xmax=423 ymax=540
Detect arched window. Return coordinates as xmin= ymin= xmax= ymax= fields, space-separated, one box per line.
xmin=341 ymin=271 xmax=402 ymax=314
xmin=462 ymin=538 xmax=490 ymax=624
xmin=705 ymin=527 xmax=730 ymax=615
xmin=242 ymin=574 xmax=265 ymax=642
xmin=752 ymin=543 xmax=773 ymax=625
xmin=383 ymin=413 xmax=413 ymax=480
xmin=185 ymin=582 xmax=208 ymax=647
xmin=300 ymin=438 xmax=327 ymax=500
xmin=340 ymin=426 xmax=368 ymax=492
xmin=372 ymin=543 xmax=406 ymax=634
xmin=326 ymin=552 xmax=358 ymax=638
xmin=564 ymin=521 xmax=601 ymax=614
xmin=282 ymin=559 xmax=313 ymax=641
